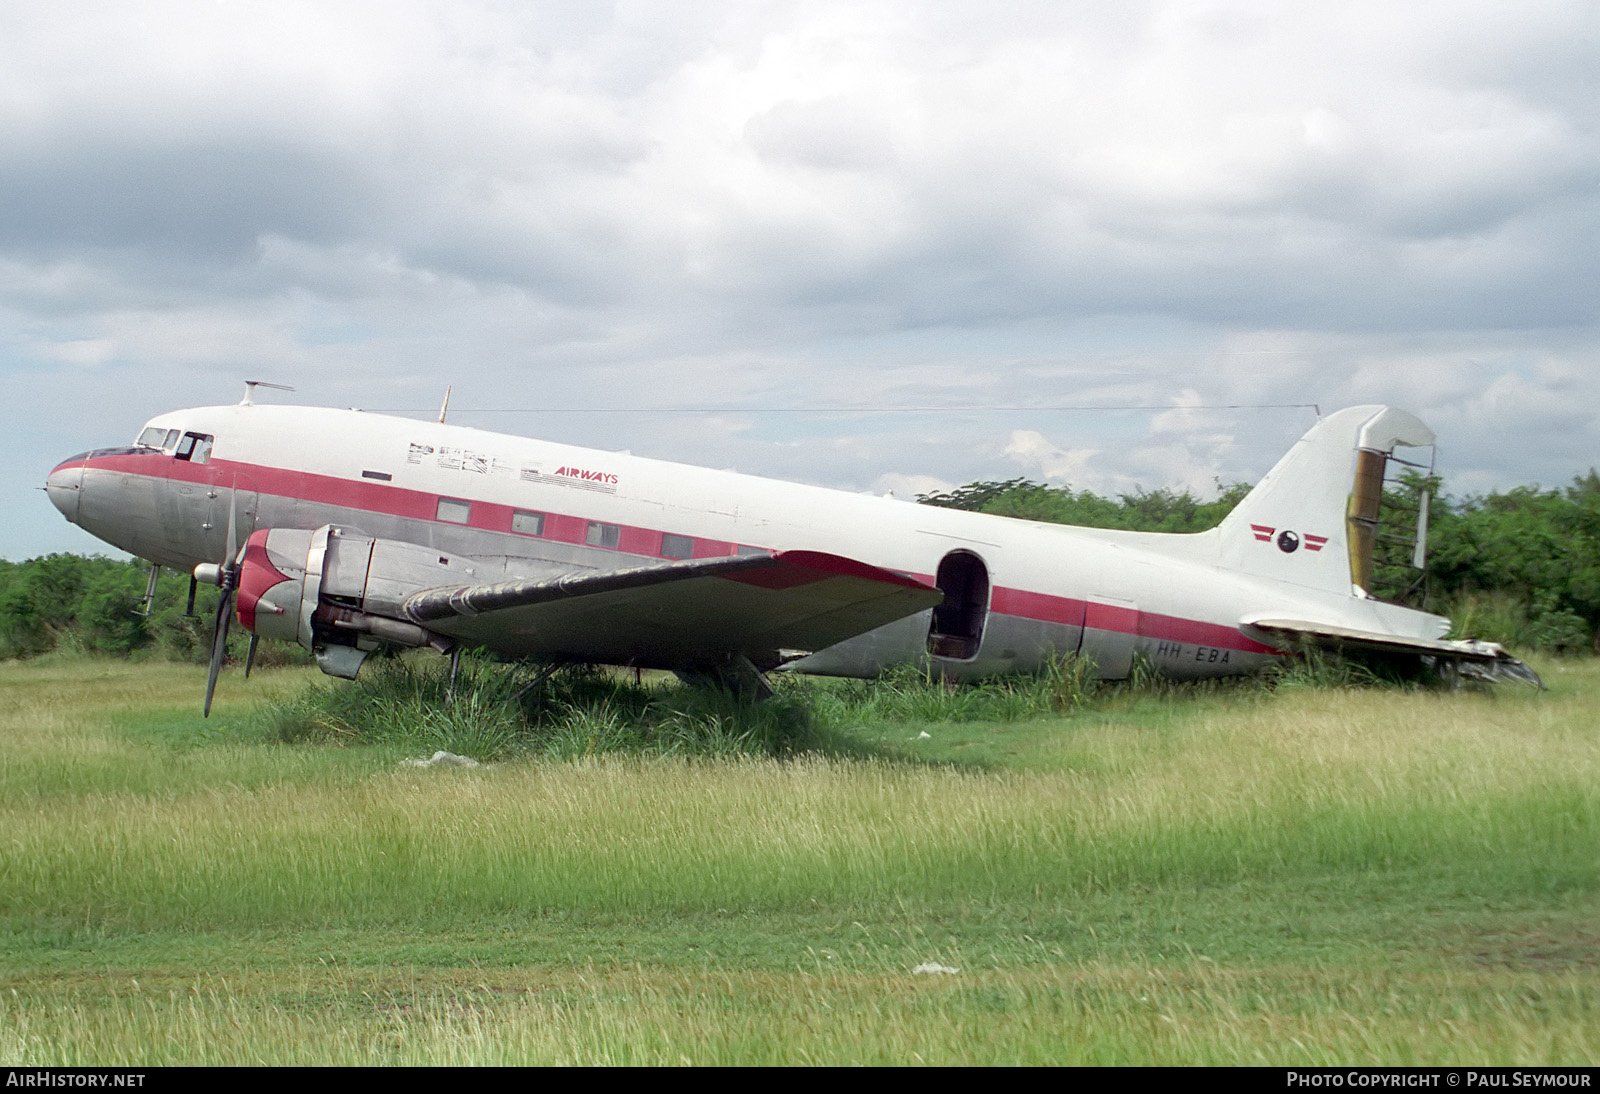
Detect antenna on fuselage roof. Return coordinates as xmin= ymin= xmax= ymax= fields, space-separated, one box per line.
xmin=239 ymin=380 xmax=295 ymax=406
xmin=437 ymin=385 xmax=452 ymax=424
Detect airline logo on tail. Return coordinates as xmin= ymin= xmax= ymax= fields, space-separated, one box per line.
xmin=1249 ymin=525 xmax=1329 ymax=553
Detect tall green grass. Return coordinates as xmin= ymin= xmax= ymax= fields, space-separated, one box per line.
xmin=253 ymin=657 xmax=834 ymax=761
xmin=807 ymin=656 xmax=1100 ymax=725
xmin=250 ymin=653 xmax=1112 ymax=762
xmin=0 ymin=654 xmax=1594 ymax=1064
xmin=4 ymin=961 xmax=1593 ymax=1066
xmin=7 ymin=663 xmax=1592 ymax=929
xmin=246 ymin=648 xmax=1433 ymax=767
xmin=250 ymin=647 xmax=1286 ymax=763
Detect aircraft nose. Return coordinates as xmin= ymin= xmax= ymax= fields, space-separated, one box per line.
xmin=45 ymin=457 xmax=84 ymax=524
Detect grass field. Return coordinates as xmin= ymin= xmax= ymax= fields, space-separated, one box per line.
xmin=0 ymin=655 xmax=1596 ymax=1065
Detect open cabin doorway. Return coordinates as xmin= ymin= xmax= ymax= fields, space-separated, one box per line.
xmin=927 ymin=549 xmax=990 ymax=661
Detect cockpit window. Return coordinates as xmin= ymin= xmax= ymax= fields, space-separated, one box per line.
xmin=175 ymin=432 xmax=214 ymax=463
xmin=137 ymin=427 xmax=183 ymax=454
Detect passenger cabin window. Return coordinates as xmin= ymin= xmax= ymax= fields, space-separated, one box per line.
xmin=511 ymin=510 xmax=545 ymax=536
xmin=174 ymin=432 xmax=214 ymax=463
xmin=436 ymin=498 xmax=471 ymax=524
xmin=660 ymin=533 xmax=694 ymax=560
xmin=586 ymin=522 xmax=620 ymax=549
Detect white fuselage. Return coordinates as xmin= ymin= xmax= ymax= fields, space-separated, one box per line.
xmin=46 ymin=403 xmax=1449 ymax=680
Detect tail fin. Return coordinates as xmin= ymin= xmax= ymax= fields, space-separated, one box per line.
xmin=1214 ymin=406 xmax=1434 ymax=597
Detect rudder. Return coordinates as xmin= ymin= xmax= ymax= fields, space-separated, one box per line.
xmin=1214 ymin=406 xmax=1434 ymax=597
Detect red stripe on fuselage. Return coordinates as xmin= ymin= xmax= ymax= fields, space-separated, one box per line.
xmin=1139 ymin=610 xmax=1276 ymax=653
xmin=79 ymin=452 xmax=1277 ymax=656
xmin=987 ymin=586 xmax=1273 ymax=654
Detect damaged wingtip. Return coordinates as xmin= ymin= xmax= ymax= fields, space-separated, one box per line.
xmin=1428 ymin=641 xmax=1545 ymax=689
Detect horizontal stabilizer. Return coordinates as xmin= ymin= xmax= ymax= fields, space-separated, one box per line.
xmin=404 ymin=550 xmax=943 ymax=670
xmin=1242 ymin=616 xmax=1543 ymax=687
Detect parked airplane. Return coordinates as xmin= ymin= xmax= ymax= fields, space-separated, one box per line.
xmin=44 ymin=387 xmax=1538 ymax=712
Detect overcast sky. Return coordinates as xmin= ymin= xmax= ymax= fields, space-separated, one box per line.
xmin=7 ymin=0 xmax=1598 ymax=559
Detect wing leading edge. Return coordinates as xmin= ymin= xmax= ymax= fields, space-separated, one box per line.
xmin=1242 ymin=615 xmax=1543 ymax=687
xmin=403 ymin=549 xmax=944 ymax=670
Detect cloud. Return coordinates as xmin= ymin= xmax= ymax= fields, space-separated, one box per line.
xmin=4 ymin=1 xmax=1600 ymax=558
xmin=4 ymin=0 xmax=1593 ymax=336
xmin=1003 ymin=431 xmax=1100 ymax=488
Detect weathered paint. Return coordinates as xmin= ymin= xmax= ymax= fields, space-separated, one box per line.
xmin=46 ymin=403 xmax=1451 ymax=681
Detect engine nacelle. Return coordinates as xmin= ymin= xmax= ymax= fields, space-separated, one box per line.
xmin=235 ymin=525 xmax=476 ymax=677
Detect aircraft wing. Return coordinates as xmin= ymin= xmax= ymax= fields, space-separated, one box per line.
xmin=1241 ymin=615 xmax=1543 ymax=686
xmin=402 ymin=549 xmax=944 ymax=670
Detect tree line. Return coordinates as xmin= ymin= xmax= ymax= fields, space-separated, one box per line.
xmin=0 ymin=554 xmax=251 ymax=663
xmin=3 ymin=471 xmax=1596 ymax=660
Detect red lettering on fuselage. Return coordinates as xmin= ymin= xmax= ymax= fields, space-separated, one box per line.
xmin=553 ymin=466 xmax=619 ymax=486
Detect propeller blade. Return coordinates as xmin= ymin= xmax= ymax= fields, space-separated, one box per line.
xmin=244 ymin=633 xmax=259 ymax=679
xmin=224 ymin=491 xmax=238 ymax=563
xmin=203 ymin=493 xmax=247 ymax=716
xmin=203 ymin=586 xmax=234 ymax=718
